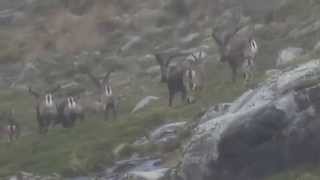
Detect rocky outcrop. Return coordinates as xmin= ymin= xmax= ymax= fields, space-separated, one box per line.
xmin=103 ymin=156 xmax=168 ymax=180
xmin=179 ymin=60 xmax=320 ymax=180
xmin=150 ymin=122 xmax=186 ymax=151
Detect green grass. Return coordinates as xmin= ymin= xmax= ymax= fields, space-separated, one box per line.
xmin=267 ymin=167 xmax=320 ymax=180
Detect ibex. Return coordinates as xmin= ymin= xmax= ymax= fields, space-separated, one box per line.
xmin=184 ymin=51 xmax=206 ymax=92
xmin=85 ymin=69 xmax=117 ymax=120
xmin=28 ymin=85 xmax=61 ymax=134
xmin=3 ymin=110 xmax=20 ymax=142
xmin=211 ymin=24 xmax=258 ymax=83
xmin=57 ymin=96 xmax=84 ymax=128
xmin=154 ymin=52 xmax=203 ymax=106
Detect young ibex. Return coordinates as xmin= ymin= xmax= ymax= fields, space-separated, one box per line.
xmin=4 ymin=110 xmax=20 ymax=142
xmin=85 ymin=69 xmax=117 ymax=120
xmin=57 ymin=96 xmax=84 ymax=128
xmin=154 ymin=52 xmax=204 ymax=106
xmin=28 ymin=86 xmax=61 ymax=134
xmin=212 ymin=25 xmax=258 ymax=83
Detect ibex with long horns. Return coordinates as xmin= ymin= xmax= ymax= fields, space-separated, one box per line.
xmin=28 ymin=85 xmax=61 ymax=134
xmin=212 ymin=23 xmax=258 ymax=83
xmin=154 ymin=52 xmax=202 ymax=106
xmin=85 ymin=69 xmax=118 ymax=120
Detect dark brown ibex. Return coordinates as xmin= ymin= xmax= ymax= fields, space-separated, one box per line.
xmin=85 ymin=69 xmax=117 ymax=120
xmin=212 ymin=24 xmax=258 ymax=83
xmin=154 ymin=52 xmax=198 ymax=106
xmin=28 ymin=85 xmax=61 ymax=134
xmin=56 ymin=95 xmax=84 ymax=128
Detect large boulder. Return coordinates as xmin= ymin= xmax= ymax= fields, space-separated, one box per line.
xmin=180 ymin=60 xmax=320 ymax=180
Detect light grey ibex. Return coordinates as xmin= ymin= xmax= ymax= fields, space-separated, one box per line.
xmin=85 ymin=69 xmax=117 ymax=120
xmin=211 ymin=24 xmax=258 ymax=83
xmin=28 ymin=85 xmax=61 ymax=134
xmin=185 ymin=51 xmax=206 ymax=92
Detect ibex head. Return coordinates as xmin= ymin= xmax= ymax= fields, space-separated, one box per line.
xmin=67 ymin=97 xmax=77 ymax=109
xmin=28 ymin=85 xmax=61 ymax=102
xmin=154 ymin=52 xmax=188 ymax=83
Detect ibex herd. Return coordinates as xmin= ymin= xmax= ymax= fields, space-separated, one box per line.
xmin=25 ymin=68 xmax=118 ymax=134
xmin=3 ymin=20 xmax=259 ymax=137
xmin=154 ymin=22 xmax=258 ymax=106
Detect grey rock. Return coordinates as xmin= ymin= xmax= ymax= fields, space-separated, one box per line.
xmin=150 ymin=122 xmax=186 ymax=147
xmin=276 ymin=47 xmax=304 ymax=67
xmin=180 ymin=33 xmax=200 ymax=45
xmin=145 ymin=66 xmax=161 ymax=75
xmin=102 ymin=156 xmax=166 ymax=180
xmin=200 ymin=103 xmax=232 ymax=123
xmin=180 ymin=59 xmax=320 ymax=180
xmin=131 ymin=96 xmax=160 ymax=113
xmin=120 ymin=36 xmax=142 ymax=53
xmin=126 ymin=168 xmax=169 ymax=180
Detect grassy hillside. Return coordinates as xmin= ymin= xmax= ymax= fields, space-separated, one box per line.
xmin=0 ymin=59 xmax=260 ymax=177
xmin=1 ymin=0 xmax=320 ymax=179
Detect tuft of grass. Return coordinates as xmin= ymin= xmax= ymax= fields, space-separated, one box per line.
xmin=266 ymin=166 xmax=320 ymax=180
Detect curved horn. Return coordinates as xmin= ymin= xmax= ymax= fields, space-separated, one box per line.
xmin=154 ymin=53 xmax=165 ymax=66
xmin=47 ymin=85 xmax=61 ymax=94
xmin=28 ymin=87 xmax=40 ymax=98
xmin=102 ymin=69 xmax=114 ymax=84
xmin=211 ymin=28 xmax=224 ymax=49
xmin=85 ymin=70 xmax=102 ymax=89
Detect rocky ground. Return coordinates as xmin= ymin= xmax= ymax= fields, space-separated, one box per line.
xmin=2 ymin=0 xmax=320 ymax=180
